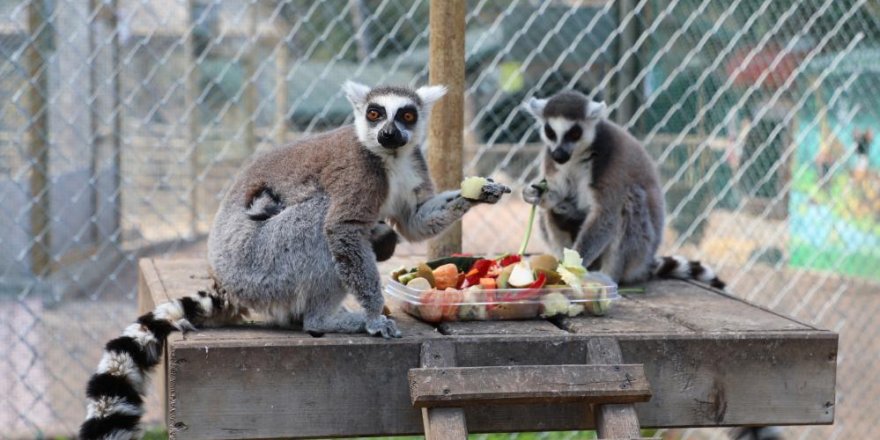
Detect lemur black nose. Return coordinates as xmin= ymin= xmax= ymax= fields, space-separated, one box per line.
xmin=550 ymin=147 xmax=571 ymax=164
xmin=378 ymin=126 xmax=407 ymax=148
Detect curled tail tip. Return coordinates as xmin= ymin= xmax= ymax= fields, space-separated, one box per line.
xmin=80 ymin=290 xmax=237 ymax=439
xmin=653 ymin=255 xmax=727 ymax=291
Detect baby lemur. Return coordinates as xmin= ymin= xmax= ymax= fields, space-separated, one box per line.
xmin=523 ymin=90 xmax=724 ymax=289
xmin=79 ymin=82 xmax=509 ymax=439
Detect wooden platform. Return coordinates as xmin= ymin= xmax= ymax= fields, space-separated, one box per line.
xmin=139 ymin=259 xmax=837 ymax=439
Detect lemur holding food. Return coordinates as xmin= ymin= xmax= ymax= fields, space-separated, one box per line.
xmin=78 ymin=82 xmax=510 ymax=440
xmin=523 ymin=90 xmax=725 ymax=289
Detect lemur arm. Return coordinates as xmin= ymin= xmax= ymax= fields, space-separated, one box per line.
xmin=393 ymin=182 xmax=510 ymax=242
xmin=394 ymin=189 xmax=471 ymax=242
xmin=573 ymin=197 xmax=622 ymax=268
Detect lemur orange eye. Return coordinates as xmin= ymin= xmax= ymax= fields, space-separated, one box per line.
xmin=402 ymin=111 xmax=416 ymax=123
xmin=366 ymin=110 xmax=381 ymax=121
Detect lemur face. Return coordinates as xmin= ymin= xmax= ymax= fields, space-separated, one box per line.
xmin=525 ymin=92 xmax=606 ymax=165
xmin=343 ymin=81 xmax=447 ymax=156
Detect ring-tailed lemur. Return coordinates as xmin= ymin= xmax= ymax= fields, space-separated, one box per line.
xmin=79 ymin=82 xmax=510 ymax=439
xmin=522 ymin=90 xmax=725 ymax=289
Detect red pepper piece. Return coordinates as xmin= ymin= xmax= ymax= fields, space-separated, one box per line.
xmin=464 ymin=259 xmax=495 ymax=285
xmin=499 ymin=254 xmax=522 ymax=267
xmin=503 ymin=272 xmax=547 ymax=302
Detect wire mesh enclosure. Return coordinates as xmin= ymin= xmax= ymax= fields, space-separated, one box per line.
xmin=1 ymin=0 xmax=878 ymax=438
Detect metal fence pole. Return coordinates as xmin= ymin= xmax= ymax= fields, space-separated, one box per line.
xmin=243 ymin=3 xmax=258 ymax=153
xmin=26 ymin=0 xmax=51 ymax=276
xmin=427 ymin=0 xmax=465 ymax=259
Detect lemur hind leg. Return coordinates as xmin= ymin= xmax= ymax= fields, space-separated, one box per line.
xmin=618 ymin=186 xmax=661 ymax=285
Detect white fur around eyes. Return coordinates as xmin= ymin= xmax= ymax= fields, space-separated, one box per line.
xmin=546 ymin=117 xmax=575 ymax=142
xmin=371 ymin=95 xmax=418 ymax=116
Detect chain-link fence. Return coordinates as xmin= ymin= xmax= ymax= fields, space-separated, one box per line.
xmin=1 ymin=0 xmax=878 ymax=438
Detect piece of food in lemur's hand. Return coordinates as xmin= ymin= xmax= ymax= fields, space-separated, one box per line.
xmin=522 ymin=90 xmax=726 ymax=289
xmin=461 ymin=176 xmax=488 ymax=199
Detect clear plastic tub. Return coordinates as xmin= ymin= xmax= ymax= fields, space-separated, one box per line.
xmin=384 ymin=272 xmax=619 ymax=323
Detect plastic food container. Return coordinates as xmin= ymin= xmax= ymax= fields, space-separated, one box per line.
xmin=385 ymin=272 xmax=619 ymax=323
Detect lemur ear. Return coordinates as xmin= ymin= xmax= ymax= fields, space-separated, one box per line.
xmin=342 ymin=81 xmax=371 ymax=108
xmin=416 ymin=85 xmax=447 ymax=107
xmin=587 ymin=100 xmax=606 ymax=119
xmin=524 ymin=97 xmax=548 ymax=119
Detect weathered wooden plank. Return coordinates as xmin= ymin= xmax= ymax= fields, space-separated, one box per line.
xmin=620 ymin=334 xmax=838 ymax=427
xmin=409 ymin=365 xmax=651 ymax=407
xmin=419 ymin=340 xmax=467 ymax=440
xmin=561 ymin=297 xmax=693 ymax=335
xmin=588 ymin=338 xmax=642 ymax=439
xmin=439 ymin=319 xmax=567 ymax=336
xmin=168 ymin=341 xmax=425 ymax=439
xmin=627 ymin=280 xmax=811 ymax=332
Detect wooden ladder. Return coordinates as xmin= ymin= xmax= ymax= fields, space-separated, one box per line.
xmin=409 ymin=338 xmax=652 ymax=440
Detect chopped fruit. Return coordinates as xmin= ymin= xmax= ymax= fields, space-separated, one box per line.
xmin=405 ymin=277 xmax=432 ymax=291
xmin=499 ymin=254 xmax=522 ymax=267
xmin=420 ymin=289 xmax=463 ymax=322
xmin=479 ymin=278 xmax=497 ymax=289
xmin=507 ymin=261 xmax=535 ymax=287
xmin=529 ymin=254 xmax=558 ymax=273
xmin=432 ymin=263 xmax=460 ymax=290
xmin=416 ymin=263 xmax=436 ymax=287
xmin=460 ymin=176 xmax=489 ymax=200
xmin=540 ymin=292 xmax=571 ymax=318
xmin=497 ymin=264 xmax=515 ymax=288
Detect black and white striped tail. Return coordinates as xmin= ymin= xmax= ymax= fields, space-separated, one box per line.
xmin=653 ymin=255 xmax=726 ymax=290
xmin=729 ymin=426 xmax=784 ymax=440
xmin=79 ymin=290 xmax=244 ymax=440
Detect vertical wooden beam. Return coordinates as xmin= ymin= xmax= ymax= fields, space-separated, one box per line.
xmin=615 ymin=0 xmax=639 ymax=126
xmin=88 ymin=0 xmax=100 ymax=244
xmin=587 ymin=338 xmax=642 ymax=439
xmin=273 ymin=20 xmax=289 ymax=146
xmin=243 ymin=3 xmax=258 ymax=153
xmin=427 ymin=0 xmax=465 ymax=259
xmin=26 ymin=0 xmax=51 ymax=276
xmin=109 ymin=0 xmax=122 ymax=241
xmin=186 ymin=0 xmax=199 ymax=236
xmin=419 ymin=341 xmax=468 ymax=440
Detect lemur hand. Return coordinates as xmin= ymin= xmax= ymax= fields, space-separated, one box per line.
xmin=474 ymin=179 xmax=511 ymax=204
xmin=365 ymin=314 xmax=401 ymax=338
xmin=523 ymin=179 xmax=549 ymax=205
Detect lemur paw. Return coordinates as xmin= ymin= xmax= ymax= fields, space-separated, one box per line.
xmin=475 ymin=180 xmax=511 ymax=204
xmin=523 ymin=180 xmax=548 ymax=205
xmin=365 ymin=315 xmax=402 ymax=338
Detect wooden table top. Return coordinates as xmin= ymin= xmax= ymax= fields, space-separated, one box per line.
xmin=138 ymin=258 xmax=837 ymax=439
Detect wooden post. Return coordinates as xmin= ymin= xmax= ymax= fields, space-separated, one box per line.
xmin=109 ymin=0 xmax=122 ymax=241
xmin=243 ymin=3 xmax=258 ymax=153
xmin=26 ymin=0 xmax=51 ymax=276
xmin=273 ymin=21 xmax=288 ymax=146
xmin=615 ymin=0 xmax=639 ymax=126
xmin=427 ymin=0 xmax=465 ymax=259
xmin=88 ymin=0 xmax=100 ymax=244
xmin=588 ymin=338 xmax=642 ymax=439
xmin=186 ymin=0 xmax=199 ymax=236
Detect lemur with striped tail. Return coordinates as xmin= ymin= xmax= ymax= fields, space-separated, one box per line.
xmin=79 ymin=82 xmax=510 ymax=439
xmin=522 ymin=90 xmax=725 ymax=289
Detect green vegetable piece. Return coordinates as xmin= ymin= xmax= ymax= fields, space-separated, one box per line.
xmin=425 ymin=256 xmax=483 ymax=272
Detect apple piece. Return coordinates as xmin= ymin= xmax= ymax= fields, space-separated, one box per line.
xmin=406 ymin=277 xmax=432 ymax=291
xmin=507 ymin=261 xmax=535 ymax=288
xmin=529 ymin=254 xmax=558 ymax=273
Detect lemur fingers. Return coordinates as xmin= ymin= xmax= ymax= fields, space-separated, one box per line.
xmin=365 ymin=315 xmax=401 ymax=338
xmin=476 ymin=181 xmax=511 ymax=204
